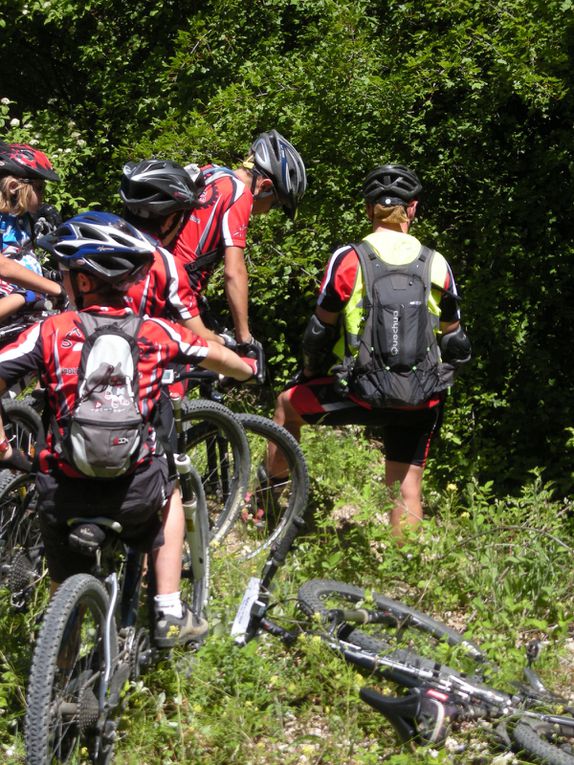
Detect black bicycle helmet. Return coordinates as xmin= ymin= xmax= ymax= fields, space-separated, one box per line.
xmin=362 ymin=164 xmax=422 ymax=206
xmin=248 ymin=130 xmax=307 ymax=219
xmin=37 ymin=211 xmax=155 ymax=286
xmin=120 ymin=159 xmax=205 ymax=219
xmin=0 ymin=142 xmax=60 ymax=181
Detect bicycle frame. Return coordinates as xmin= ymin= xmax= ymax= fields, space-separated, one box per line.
xmin=232 ymin=514 xmax=574 ymax=761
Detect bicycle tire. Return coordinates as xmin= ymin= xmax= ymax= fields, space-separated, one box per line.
xmin=297 ymin=579 xmax=486 ymax=665
xmin=25 ymin=573 xmax=116 ymax=765
xmin=229 ymin=414 xmax=309 ymax=559
xmin=0 ymin=470 xmax=43 ymax=605
xmin=180 ymin=462 xmax=211 ymax=620
xmin=2 ymin=396 xmax=42 ymax=459
xmin=180 ymin=399 xmax=250 ymax=543
xmin=513 ymin=718 xmax=574 ymax=765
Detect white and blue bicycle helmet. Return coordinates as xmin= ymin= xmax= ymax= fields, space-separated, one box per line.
xmin=37 ymin=211 xmax=155 ymax=285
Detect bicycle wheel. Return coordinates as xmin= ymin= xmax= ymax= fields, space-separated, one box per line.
xmin=227 ymin=414 xmax=309 ymax=559
xmin=0 ymin=470 xmax=44 ymax=607
xmin=25 ymin=573 xmax=116 ymax=765
xmin=2 ymin=396 xmax=42 ymax=459
xmin=180 ymin=462 xmax=210 ymax=621
xmin=513 ymin=717 xmax=574 ymax=765
xmin=181 ymin=399 xmax=250 ymax=543
xmin=297 ymin=579 xmax=486 ymax=670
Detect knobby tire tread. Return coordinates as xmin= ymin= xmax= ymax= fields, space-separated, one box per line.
xmin=513 ymin=719 xmax=574 ymax=765
xmin=25 ymin=574 xmax=114 ymax=765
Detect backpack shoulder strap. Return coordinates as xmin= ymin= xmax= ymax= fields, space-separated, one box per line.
xmin=416 ymin=245 xmax=435 ymax=294
xmin=353 ymin=240 xmax=385 ymax=312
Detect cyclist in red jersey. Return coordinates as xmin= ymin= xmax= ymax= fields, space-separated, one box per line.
xmin=120 ymin=159 xmax=222 ymax=342
xmin=269 ymin=165 xmax=471 ymax=540
xmin=120 ymin=131 xmax=307 ymax=351
xmin=0 ymin=212 xmax=258 ymax=646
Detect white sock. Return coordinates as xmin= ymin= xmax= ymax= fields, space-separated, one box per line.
xmin=154 ymin=591 xmax=183 ymax=619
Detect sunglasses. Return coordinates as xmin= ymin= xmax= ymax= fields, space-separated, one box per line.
xmin=255 ymin=185 xmax=279 ymax=207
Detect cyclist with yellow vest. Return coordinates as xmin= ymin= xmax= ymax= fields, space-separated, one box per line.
xmin=270 ymin=164 xmax=471 ymax=539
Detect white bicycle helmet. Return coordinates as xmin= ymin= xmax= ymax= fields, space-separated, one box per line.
xmin=249 ymin=130 xmax=307 ymax=219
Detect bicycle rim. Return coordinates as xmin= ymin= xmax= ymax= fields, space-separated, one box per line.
xmin=181 ymin=399 xmax=250 ymax=543
xmin=2 ymin=397 xmax=42 ymax=460
xmin=224 ymin=414 xmax=309 ymax=560
xmin=513 ymin=717 xmax=574 ymax=765
xmin=25 ymin=574 xmax=115 ymax=765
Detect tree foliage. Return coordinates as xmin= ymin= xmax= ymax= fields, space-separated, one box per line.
xmin=2 ymin=0 xmax=574 ymax=491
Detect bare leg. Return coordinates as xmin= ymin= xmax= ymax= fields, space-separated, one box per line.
xmin=268 ymin=390 xmax=305 ymax=477
xmin=152 ymin=487 xmax=184 ymax=595
xmin=385 ymin=460 xmax=424 ymax=541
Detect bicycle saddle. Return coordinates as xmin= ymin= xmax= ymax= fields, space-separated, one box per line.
xmin=67 ymin=517 xmax=123 ymax=557
xmin=360 ymin=685 xmax=456 ymax=745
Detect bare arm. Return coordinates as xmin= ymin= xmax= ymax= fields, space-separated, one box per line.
xmin=223 ymin=246 xmax=250 ymax=343
xmin=0 ymin=256 xmax=63 ymax=298
xmin=198 ymin=340 xmax=253 ymax=381
xmin=180 ymin=315 xmax=224 ymax=344
xmin=0 ymin=293 xmax=26 ymax=322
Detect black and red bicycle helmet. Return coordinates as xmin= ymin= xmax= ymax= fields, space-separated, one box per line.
xmin=362 ymin=164 xmax=422 ymax=206
xmin=0 ymin=142 xmax=60 ymax=181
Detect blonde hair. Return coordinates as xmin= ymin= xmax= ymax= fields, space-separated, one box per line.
xmin=372 ymin=203 xmax=409 ymax=226
xmin=0 ymin=176 xmax=36 ymax=216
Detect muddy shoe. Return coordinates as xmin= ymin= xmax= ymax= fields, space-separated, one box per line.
xmin=154 ymin=604 xmax=208 ymax=649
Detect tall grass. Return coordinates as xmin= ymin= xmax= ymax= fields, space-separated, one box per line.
xmin=2 ymin=426 xmax=573 ymax=763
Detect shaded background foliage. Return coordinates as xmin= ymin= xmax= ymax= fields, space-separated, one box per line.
xmin=2 ymin=0 xmax=574 ymax=493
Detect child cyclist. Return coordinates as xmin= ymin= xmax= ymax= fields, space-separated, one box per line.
xmin=0 ymin=212 xmax=258 ymax=646
xmin=0 ymin=142 xmax=66 ymax=322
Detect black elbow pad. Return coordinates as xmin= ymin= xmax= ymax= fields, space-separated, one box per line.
xmin=302 ymin=314 xmax=338 ymax=373
xmin=440 ymin=326 xmax=471 ymax=366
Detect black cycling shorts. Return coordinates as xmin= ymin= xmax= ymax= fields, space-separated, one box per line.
xmin=37 ymin=456 xmax=175 ymax=582
xmin=285 ymin=376 xmax=444 ymax=467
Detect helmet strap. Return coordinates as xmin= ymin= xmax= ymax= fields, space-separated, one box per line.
xmin=69 ymin=271 xmax=84 ymax=310
xmin=160 ymin=211 xmax=186 ymax=247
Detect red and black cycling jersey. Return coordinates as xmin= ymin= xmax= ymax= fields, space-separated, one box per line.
xmin=125 ymin=245 xmax=199 ymax=321
xmin=0 ymin=306 xmax=208 ymax=476
xmin=171 ymin=165 xmax=253 ymax=295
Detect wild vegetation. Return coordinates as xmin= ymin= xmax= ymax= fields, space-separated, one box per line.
xmin=1 ymin=0 xmax=573 ymax=762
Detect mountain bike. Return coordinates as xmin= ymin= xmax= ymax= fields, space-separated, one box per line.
xmin=171 ymin=366 xmax=309 ymax=559
xmin=232 ymin=516 xmax=574 ymax=765
xmin=24 ymin=453 xmax=210 ymax=765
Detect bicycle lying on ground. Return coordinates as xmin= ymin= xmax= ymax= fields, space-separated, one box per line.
xmin=232 ymin=516 xmax=574 ymax=765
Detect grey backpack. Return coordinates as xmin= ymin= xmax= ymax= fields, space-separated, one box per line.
xmin=60 ymin=313 xmax=147 ymax=478
xmin=348 ymin=241 xmax=450 ymax=407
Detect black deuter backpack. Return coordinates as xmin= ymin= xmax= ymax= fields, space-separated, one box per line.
xmin=348 ymin=240 xmax=450 ymax=408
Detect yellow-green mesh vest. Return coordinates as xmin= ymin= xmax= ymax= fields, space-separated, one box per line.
xmin=331 ymin=230 xmax=449 ymax=366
